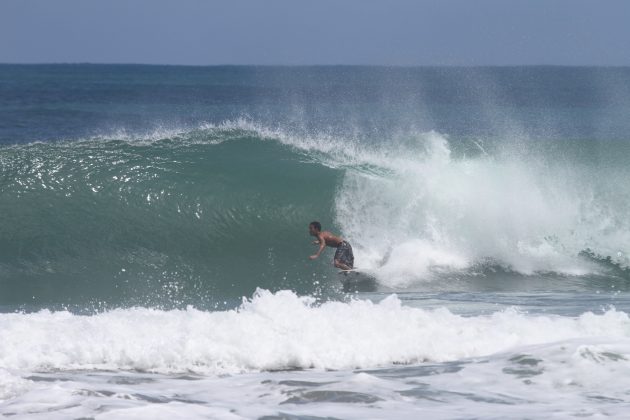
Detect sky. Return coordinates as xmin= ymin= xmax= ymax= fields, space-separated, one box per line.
xmin=1 ymin=0 xmax=629 ymax=66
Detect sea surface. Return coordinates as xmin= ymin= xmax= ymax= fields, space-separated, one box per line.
xmin=2 ymin=64 xmax=630 ymax=419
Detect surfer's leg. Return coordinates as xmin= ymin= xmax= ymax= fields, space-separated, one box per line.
xmin=334 ymin=242 xmax=354 ymax=270
xmin=334 ymin=259 xmax=352 ymax=270
xmin=345 ymin=243 xmax=354 ymax=268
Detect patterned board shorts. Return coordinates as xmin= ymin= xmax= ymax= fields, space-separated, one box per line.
xmin=334 ymin=241 xmax=354 ymax=268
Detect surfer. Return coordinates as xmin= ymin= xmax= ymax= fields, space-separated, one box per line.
xmin=308 ymin=221 xmax=354 ymax=270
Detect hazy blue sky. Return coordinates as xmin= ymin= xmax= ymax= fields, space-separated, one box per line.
xmin=1 ymin=0 xmax=629 ymax=65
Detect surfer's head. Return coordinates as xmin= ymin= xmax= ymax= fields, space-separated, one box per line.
xmin=309 ymin=221 xmax=322 ymax=236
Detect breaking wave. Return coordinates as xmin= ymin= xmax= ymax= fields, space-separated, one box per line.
xmin=1 ymin=120 xmax=629 ymax=307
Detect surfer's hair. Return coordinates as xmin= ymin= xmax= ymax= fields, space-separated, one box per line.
xmin=309 ymin=221 xmax=322 ymax=231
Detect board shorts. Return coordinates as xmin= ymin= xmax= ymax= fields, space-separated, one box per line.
xmin=334 ymin=241 xmax=354 ymax=268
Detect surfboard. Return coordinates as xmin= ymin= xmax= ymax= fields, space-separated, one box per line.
xmin=338 ymin=268 xmax=378 ymax=288
xmin=338 ymin=269 xmax=362 ymax=274
xmin=338 ymin=269 xmax=375 ymax=278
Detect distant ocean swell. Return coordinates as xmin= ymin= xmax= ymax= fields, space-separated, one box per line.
xmin=1 ymin=120 xmax=629 ymax=308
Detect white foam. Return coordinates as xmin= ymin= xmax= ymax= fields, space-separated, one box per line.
xmin=1 ymin=290 xmax=629 ymax=375
xmin=332 ymin=131 xmax=630 ymax=282
xmin=0 ymin=369 xmax=32 ymax=401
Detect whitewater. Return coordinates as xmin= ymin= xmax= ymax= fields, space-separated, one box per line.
xmin=2 ymin=64 xmax=630 ymax=418
xmin=2 ymin=290 xmax=630 ymax=418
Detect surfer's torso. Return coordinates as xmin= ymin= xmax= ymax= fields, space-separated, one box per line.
xmin=318 ymin=231 xmax=344 ymax=248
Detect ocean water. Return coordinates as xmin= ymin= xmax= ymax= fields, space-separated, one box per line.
xmin=2 ymin=64 xmax=630 ymax=419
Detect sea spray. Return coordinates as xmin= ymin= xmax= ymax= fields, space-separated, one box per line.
xmin=335 ymin=131 xmax=630 ymax=284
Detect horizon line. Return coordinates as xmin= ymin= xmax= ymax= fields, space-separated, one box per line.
xmin=1 ymin=62 xmax=630 ymax=69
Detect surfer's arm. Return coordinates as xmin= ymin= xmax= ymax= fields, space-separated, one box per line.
xmin=309 ymin=235 xmax=326 ymax=260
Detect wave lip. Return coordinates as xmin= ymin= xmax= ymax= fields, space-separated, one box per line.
xmin=1 ymin=289 xmax=629 ymax=375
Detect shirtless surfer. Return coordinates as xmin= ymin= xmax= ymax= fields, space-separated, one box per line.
xmin=308 ymin=221 xmax=354 ymax=270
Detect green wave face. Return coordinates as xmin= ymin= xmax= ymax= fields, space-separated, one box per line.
xmin=0 ymin=128 xmax=342 ymax=309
